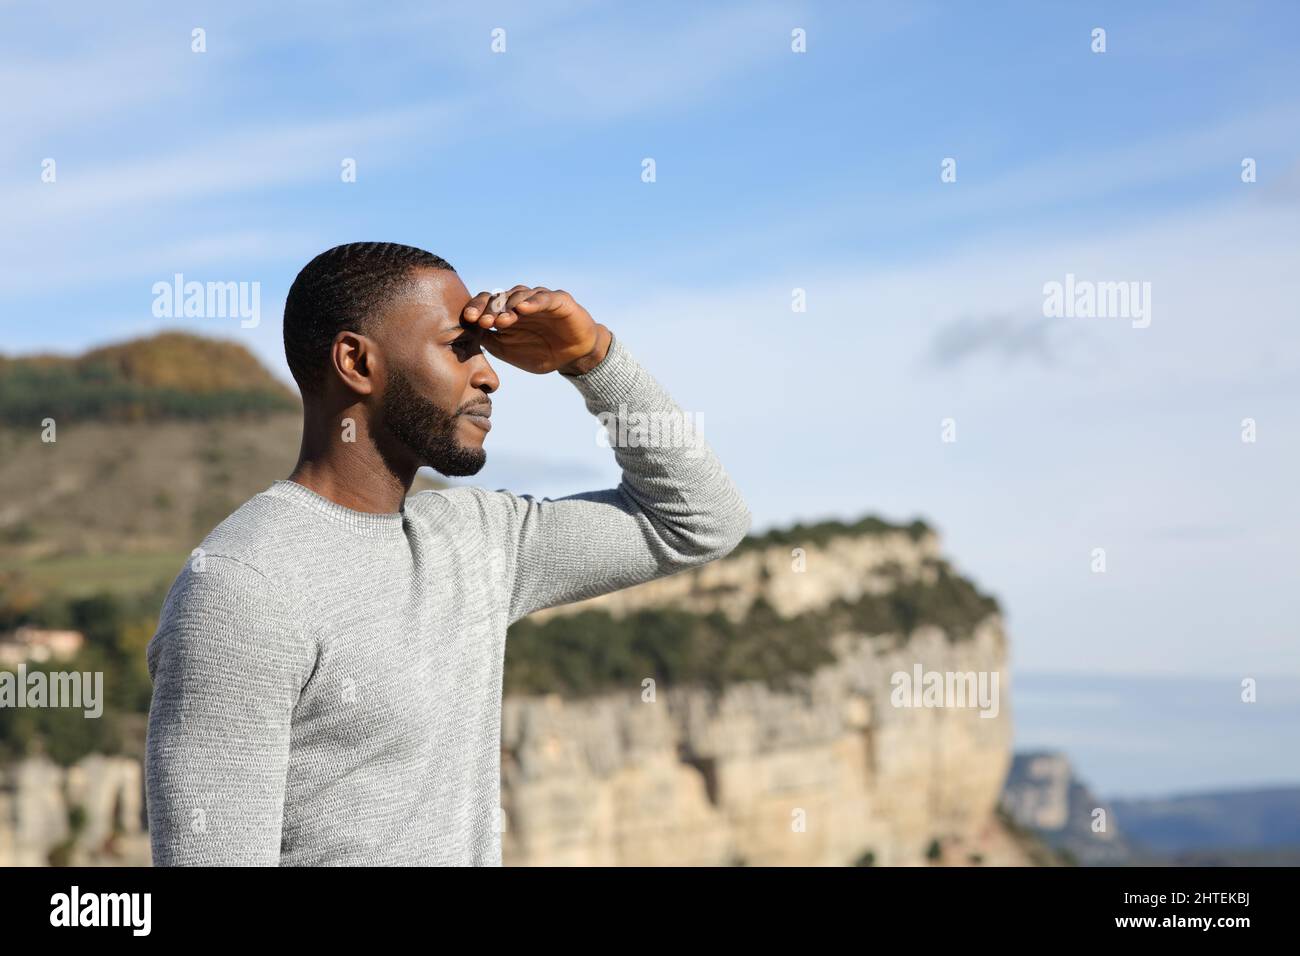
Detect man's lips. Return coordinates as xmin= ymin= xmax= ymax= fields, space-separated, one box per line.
xmin=460 ymin=403 xmax=492 ymax=431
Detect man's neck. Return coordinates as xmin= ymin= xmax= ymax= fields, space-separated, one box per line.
xmin=288 ymin=420 xmax=415 ymax=514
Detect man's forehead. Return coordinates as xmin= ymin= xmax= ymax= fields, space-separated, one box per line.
xmin=396 ymin=268 xmax=470 ymax=330
xmin=405 ymin=266 xmax=468 ymax=301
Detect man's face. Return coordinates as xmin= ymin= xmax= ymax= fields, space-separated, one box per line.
xmin=372 ymin=267 xmax=499 ymax=477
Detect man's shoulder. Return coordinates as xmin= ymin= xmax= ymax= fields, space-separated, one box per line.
xmin=148 ymin=491 xmax=314 ymax=675
xmin=160 ymin=488 xmax=311 ymax=613
xmin=193 ymin=485 xmax=322 ymax=569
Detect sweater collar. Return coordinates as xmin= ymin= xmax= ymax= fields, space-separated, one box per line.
xmin=263 ymin=480 xmax=409 ymax=539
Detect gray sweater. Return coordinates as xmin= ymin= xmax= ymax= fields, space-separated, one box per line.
xmin=144 ymin=331 xmax=751 ymax=865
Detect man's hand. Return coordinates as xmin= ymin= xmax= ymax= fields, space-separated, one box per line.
xmin=462 ymin=286 xmax=611 ymax=375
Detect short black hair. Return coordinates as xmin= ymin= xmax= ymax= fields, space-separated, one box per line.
xmin=283 ymin=241 xmax=455 ymax=394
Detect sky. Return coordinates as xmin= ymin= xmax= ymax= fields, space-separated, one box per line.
xmin=1013 ymin=672 xmax=1300 ymax=799
xmin=3 ymin=0 xmax=1298 ymax=711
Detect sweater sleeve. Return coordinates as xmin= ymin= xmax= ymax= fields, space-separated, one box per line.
xmin=144 ymin=554 xmax=316 ymax=865
xmin=445 ymin=330 xmax=752 ymax=626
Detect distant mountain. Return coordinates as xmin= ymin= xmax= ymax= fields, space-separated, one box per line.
xmin=1112 ymin=786 xmax=1300 ymax=855
xmin=1000 ymin=751 xmax=1134 ymax=865
xmin=1001 ymin=751 xmax=1300 ymax=866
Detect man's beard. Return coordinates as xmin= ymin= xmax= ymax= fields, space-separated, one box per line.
xmin=381 ymin=367 xmax=486 ymax=477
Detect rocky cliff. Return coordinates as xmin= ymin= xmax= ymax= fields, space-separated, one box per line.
xmin=499 ymin=523 xmax=1034 ymax=865
xmin=0 ymin=753 xmax=148 ymax=866
xmin=999 ymin=751 xmax=1134 ymax=865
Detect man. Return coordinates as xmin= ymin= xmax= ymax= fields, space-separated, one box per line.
xmin=144 ymin=241 xmax=751 ymax=865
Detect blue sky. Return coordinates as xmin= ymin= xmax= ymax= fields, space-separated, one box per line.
xmin=3 ymin=1 xmax=1299 ymax=700
xmin=1014 ymin=673 xmax=1300 ymax=799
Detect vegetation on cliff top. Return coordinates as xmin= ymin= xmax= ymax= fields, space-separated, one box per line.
xmin=503 ymin=558 xmax=1000 ymax=698
xmin=731 ymin=514 xmax=933 ymax=556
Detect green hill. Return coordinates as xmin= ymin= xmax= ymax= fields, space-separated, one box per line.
xmin=0 ymin=331 xmax=301 ymax=425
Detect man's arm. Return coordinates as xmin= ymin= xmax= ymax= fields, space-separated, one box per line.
xmin=445 ymin=328 xmax=752 ymax=625
xmin=145 ymin=555 xmax=314 ymax=865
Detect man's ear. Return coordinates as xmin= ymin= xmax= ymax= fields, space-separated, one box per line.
xmin=331 ymin=331 xmax=376 ymax=396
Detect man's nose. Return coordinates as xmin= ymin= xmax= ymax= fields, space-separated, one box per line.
xmin=470 ymin=352 xmax=499 ymax=393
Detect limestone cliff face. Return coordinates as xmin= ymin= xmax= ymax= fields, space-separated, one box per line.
xmin=0 ymin=754 xmax=149 ymax=866
xmin=501 ymin=528 xmax=1030 ymax=866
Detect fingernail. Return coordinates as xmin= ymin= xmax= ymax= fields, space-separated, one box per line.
xmin=465 ymin=308 xmax=479 ymax=318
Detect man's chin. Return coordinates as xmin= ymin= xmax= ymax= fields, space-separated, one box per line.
xmin=427 ymin=446 xmax=487 ymax=478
